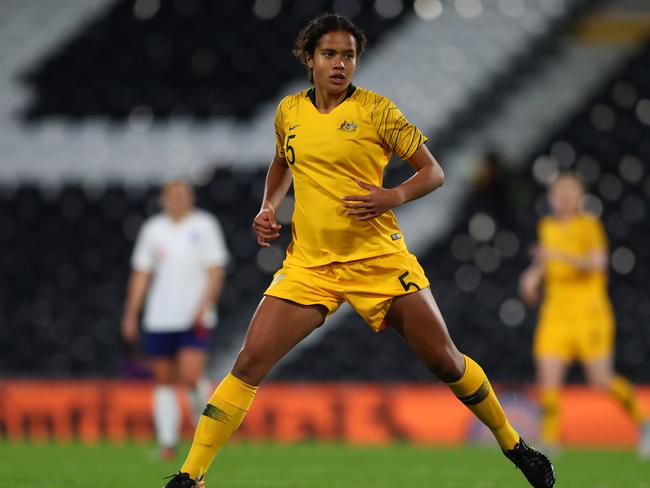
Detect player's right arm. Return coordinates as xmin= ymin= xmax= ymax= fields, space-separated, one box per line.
xmin=252 ymin=147 xmax=292 ymax=248
xmin=121 ymin=269 xmax=151 ymax=343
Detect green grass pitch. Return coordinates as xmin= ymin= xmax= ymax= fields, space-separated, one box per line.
xmin=1 ymin=442 xmax=649 ymax=487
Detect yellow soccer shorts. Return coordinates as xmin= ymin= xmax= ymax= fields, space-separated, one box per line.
xmin=264 ymin=250 xmax=429 ymax=332
xmin=533 ymin=301 xmax=614 ymax=362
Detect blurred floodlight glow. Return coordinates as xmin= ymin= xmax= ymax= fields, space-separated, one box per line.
xmin=621 ymin=195 xmax=646 ymax=223
xmin=375 ymin=0 xmax=404 ymax=18
xmin=619 ymin=155 xmax=644 ymax=184
xmin=253 ymin=0 xmax=282 ymax=19
xmin=591 ymin=104 xmax=616 ymax=131
xmin=334 ymin=0 xmax=362 ymax=18
xmin=256 ymin=245 xmax=285 ymax=273
xmin=532 ymin=155 xmax=559 ymax=185
xmin=494 ymin=230 xmax=520 ymax=258
xmin=498 ymin=0 xmax=525 ymax=18
xmin=597 ymin=174 xmax=623 ymax=202
xmin=635 ymin=99 xmax=650 ymax=125
xmin=581 ymin=194 xmax=603 ymax=217
xmin=468 ymin=213 xmax=496 ymax=242
xmin=474 ymin=246 xmax=501 ymax=274
xmin=454 ymin=0 xmax=482 ymax=18
xmin=414 ymin=0 xmax=443 ymax=20
xmin=133 ymin=0 xmax=160 ymax=20
xmin=611 ymin=247 xmax=635 ymax=275
xmin=500 ymin=298 xmax=525 ymax=327
xmin=550 ymin=141 xmax=576 ymax=168
xmin=455 ymin=264 xmax=482 ymax=292
xmin=451 ymin=234 xmax=476 ymax=262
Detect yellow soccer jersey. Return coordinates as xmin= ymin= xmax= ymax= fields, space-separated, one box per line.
xmin=274 ymin=85 xmax=427 ymax=267
xmin=539 ymin=213 xmax=609 ymax=308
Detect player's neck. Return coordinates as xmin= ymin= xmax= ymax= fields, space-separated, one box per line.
xmin=167 ymin=209 xmax=192 ymax=223
xmin=313 ymin=86 xmax=348 ymax=114
xmin=555 ymin=210 xmax=579 ymax=222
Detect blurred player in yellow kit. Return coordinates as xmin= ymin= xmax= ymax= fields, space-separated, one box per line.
xmin=520 ymin=173 xmax=650 ymax=456
xmin=163 ymin=12 xmax=555 ymax=488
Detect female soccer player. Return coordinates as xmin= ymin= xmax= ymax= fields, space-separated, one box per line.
xmin=520 ymin=173 xmax=650 ymax=456
xmin=123 ymin=180 xmax=228 ymax=460
xmin=165 ymin=13 xmax=555 ymax=488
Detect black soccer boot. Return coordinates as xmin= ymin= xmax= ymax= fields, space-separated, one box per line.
xmin=162 ymin=472 xmax=204 ymax=488
xmin=504 ymin=438 xmax=556 ymax=487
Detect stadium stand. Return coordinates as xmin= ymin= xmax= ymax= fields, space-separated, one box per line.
xmin=21 ymin=0 xmax=414 ymax=120
xmin=3 ymin=0 xmax=649 ymax=386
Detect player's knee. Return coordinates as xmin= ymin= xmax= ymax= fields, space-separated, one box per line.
xmin=424 ymin=345 xmax=464 ymax=382
xmin=231 ymin=349 xmax=267 ymax=386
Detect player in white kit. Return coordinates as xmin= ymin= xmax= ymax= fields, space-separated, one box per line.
xmin=121 ymin=180 xmax=229 ymax=459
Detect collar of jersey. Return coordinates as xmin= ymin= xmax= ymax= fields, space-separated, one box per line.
xmin=306 ymin=84 xmax=357 ymax=108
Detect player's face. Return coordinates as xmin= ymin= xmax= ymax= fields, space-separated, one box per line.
xmin=549 ymin=177 xmax=583 ymax=218
xmin=161 ymin=181 xmax=194 ymax=219
xmin=308 ymin=31 xmax=357 ymax=95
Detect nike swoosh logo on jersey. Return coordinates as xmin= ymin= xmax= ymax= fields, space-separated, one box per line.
xmin=288 ymin=124 xmax=300 ymax=130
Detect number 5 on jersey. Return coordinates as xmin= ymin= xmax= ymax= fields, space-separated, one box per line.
xmin=398 ymin=271 xmax=421 ymax=292
xmin=285 ymin=134 xmax=296 ymax=165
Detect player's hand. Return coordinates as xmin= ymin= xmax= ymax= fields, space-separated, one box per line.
xmin=519 ymin=270 xmax=540 ymax=306
xmin=342 ymin=179 xmax=403 ymax=221
xmin=252 ymin=207 xmax=282 ymax=247
xmin=121 ymin=315 xmax=139 ymax=344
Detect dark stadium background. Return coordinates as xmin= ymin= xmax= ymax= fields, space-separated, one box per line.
xmin=1 ymin=0 xmax=649 ymax=451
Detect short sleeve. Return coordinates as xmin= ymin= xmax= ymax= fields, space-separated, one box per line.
xmin=585 ymin=217 xmax=607 ymax=251
xmin=274 ymin=100 xmax=286 ymax=159
xmin=201 ymin=215 xmax=229 ymax=267
xmin=370 ymin=95 xmax=428 ymax=160
xmin=131 ymin=221 xmax=154 ymax=271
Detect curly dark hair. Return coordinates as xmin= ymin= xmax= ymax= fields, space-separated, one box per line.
xmin=293 ymin=12 xmax=367 ymax=83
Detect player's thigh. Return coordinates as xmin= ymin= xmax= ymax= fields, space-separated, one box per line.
xmin=582 ymin=355 xmax=614 ymax=390
xmin=149 ymin=357 xmax=176 ymax=384
xmin=535 ymin=357 xmax=569 ymax=389
xmin=177 ymin=347 xmax=208 ymax=386
xmin=385 ymin=287 xmax=464 ymax=381
xmin=232 ymin=296 xmax=328 ymax=384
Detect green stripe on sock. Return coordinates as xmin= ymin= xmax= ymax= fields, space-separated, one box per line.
xmin=202 ymin=404 xmax=231 ymax=423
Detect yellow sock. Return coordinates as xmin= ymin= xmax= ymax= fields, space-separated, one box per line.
xmin=609 ymin=375 xmax=646 ymax=425
xmin=180 ymin=373 xmax=258 ymax=479
xmin=446 ymin=355 xmax=519 ymax=451
xmin=539 ymin=388 xmax=560 ymax=445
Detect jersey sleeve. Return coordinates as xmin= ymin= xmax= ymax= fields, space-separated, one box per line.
xmin=370 ymin=95 xmax=428 ymax=160
xmin=131 ymin=221 xmax=155 ymax=271
xmin=202 ymin=215 xmax=229 ymax=267
xmin=274 ymin=99 xmax=287 ymax=158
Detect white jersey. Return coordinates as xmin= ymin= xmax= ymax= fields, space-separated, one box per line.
xmin=132 ymin=210 xmax=228 ymax=332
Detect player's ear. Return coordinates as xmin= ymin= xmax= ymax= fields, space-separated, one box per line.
xmin=306 ymin=52 xmax=313 ymax=69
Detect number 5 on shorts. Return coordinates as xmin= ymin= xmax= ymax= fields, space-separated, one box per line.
xmin=398 ymin=271 xmax=421 ymax=292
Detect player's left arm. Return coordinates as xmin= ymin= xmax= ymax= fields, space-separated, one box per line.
xmin=342 ymin=145 xmax=443 ymax=221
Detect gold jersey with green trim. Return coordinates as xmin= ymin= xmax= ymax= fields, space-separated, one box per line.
xmin=274 ymin=85 xmax=428 ymax=267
